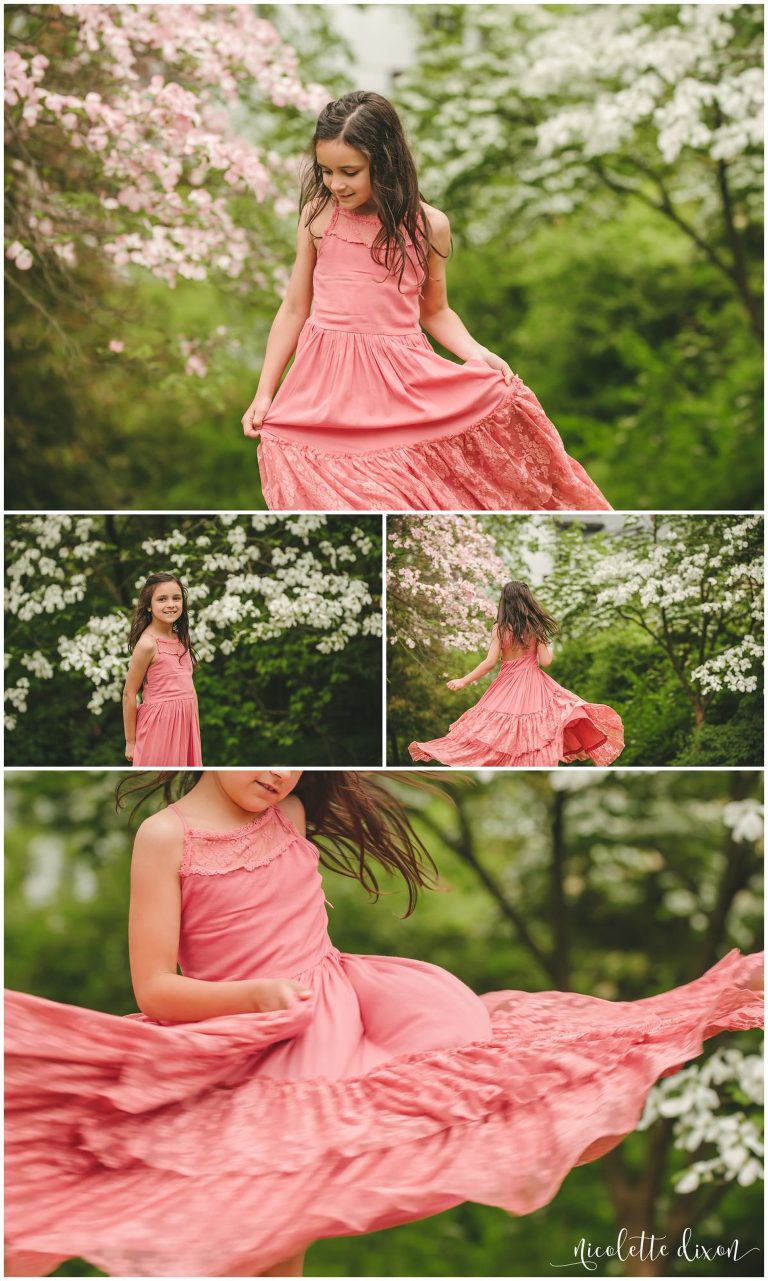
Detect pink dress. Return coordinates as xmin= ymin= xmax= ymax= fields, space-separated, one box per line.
xmin=133 ymin=635 xmax=202 ymax=767
xmin=409 ymin=641 xmax=624 ymax=767
xmin=257 ymin=206 xmax=612 ymax=512
xmin=5 ymin=803 xmax=762 ymax=1278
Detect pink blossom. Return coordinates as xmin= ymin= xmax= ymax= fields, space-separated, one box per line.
xmin=6 ymin=4 xmax=329 ymax=291
xmin=184 ymin=353 xmax=208 ymax=378
xmin=108 ymin=339 xmax=124 ymax=353
xmin=388 ymin=516 xmax=506 ymax=653
xmin=6 ymin=241 xmax=34 ymax=270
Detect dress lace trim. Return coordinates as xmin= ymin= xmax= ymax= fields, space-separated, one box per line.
xmin=324 ymin=205 xmax=382 ymax=248
xmin=152 ymin=635 xmax=184 ymax=652
xmin=178 ymin=808 xmax=312 ymax=878
xmin=325 ymin=205 xmax=427 ymax=257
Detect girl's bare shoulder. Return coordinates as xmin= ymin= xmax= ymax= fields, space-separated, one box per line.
xmin=301 ymin=200 xmax=335 ymax=242
xmin=133 ymin=632 xmax=157 ymax=655
xmin=420 ymin=201 xmax=451 ymax=249
xmin=277 ymin=793 xmax=307 ymax=837
xmin=132 ymin=807 xmax=185 ymax=869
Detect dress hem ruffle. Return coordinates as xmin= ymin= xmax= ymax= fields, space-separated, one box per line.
xmin=258 ymin=381 xmax=612 ymax=512
xmin=409 ymin=700 xmax=625 ymax=768
xmin=5 ymin=951 xmax=762 ymax=1277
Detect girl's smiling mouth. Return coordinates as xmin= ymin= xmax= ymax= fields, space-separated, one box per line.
xmin=254 ymin=777 xmax=279 ymax=795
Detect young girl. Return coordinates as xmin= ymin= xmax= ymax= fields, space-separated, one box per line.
xmin=123 ymin=572 xmax=203 ymax=767
xmin=5 ymin=770 xmax=762 ymax=1278
xmin=409 ymin=580 xmax=624 ymax=767
xmin=242 ymin=91 xmax=612 ymax=513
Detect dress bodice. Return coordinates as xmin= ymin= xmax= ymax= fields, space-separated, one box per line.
xmin=140 ymin=636 xmax=196 ymax=704
xmin=310 ymin=206 xmax=423 ymax=336
xmin=173 ymin=804 xmax=333 ymax=983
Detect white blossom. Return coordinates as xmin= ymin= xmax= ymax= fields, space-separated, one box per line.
xmin=19 ymin=650 xmax=55 ymax=680
xmin=722 ymin=799 xmax=764 ymax=844
xmin=639 ymin=1046 xmax=764 ymax=1193
xmin=5 ymin=515 xmax=380 ymax=723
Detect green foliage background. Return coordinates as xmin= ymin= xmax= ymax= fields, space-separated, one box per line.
xmin=5 ymin=515 xmax=383 ymax=766
xmin=5 ymin=770 xmax=763 ymax=1277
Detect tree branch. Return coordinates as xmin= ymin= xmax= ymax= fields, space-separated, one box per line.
xmin=591 ymin=156 xmax=762 ymax=340
xmin=4 ymin=269 xmax=78 ymax=356
xmin=416 ymin=804 xmax=557 ymax=983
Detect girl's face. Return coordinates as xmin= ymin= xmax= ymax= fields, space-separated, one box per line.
xmin=316 ymin=137 xmax=373 ymax=214
xmin=149 ymin=581 xmax=183 ymax=624
xmin=214 ymin=771 xmax=303 ymax=813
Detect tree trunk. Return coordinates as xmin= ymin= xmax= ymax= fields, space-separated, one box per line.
xmin=550 ymin=790 xmax=569 ymax=989
xmin=698 ymin=771 xmax=755 ymax=970
xmin=714 ymin=123 xmax=763 ymax=340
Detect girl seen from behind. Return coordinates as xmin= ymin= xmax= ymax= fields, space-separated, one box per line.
xmin=409 ymin=580 xmax=624 ymax=766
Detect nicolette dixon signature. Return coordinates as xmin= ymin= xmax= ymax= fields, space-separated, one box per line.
xmin=550 ymin=1227 xmax=760 ymax=1271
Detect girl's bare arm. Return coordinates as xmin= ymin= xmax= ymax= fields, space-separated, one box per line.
xmin=242 ymin=214 xmax=317 ymax=437
xmin=538 ymin=641 xmax=553 ymax=667
xmin=447 ymin=627 xmax=501 ymax=690
xmin=418 ymin=206 xmax=513 ymax=382
xmin=129 ymin=810 xmax=310 ymax=1021
xmin=122 ymin=635 xmax=155 ymax=760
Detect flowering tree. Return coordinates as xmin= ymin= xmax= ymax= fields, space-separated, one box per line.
xmin=400 ymin=3 xmax=763 ymax=337
xmin=4 ymin=513 xmax=381 ymax=762
xmin=546 ymin=514 xmax=764 ymax=728
xmin=409 ymin=770 xmax=763 ymax=1275
xmin=387 ymin=514 xmax=511 ymax=655
xmin=4 ymin=4 xmax=329 ymax=343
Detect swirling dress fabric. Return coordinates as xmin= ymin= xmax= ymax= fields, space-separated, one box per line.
xmin=133 ymin=636 xmax=202 ymax=767
xmin=5 ymin=804 xmax=762 ymax=1277
xmin=409 ymin=645 xmax=625 ymax=767
xmin=257 ymin=207 xmax=611 ymax=512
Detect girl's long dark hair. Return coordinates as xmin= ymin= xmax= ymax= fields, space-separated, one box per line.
xmin=116 ymin=771 xmax=441 ymax=916
xmin=496 ymin=580 xmax=559 ymax=649
xmin=128 ymin=573 xmax=197 ymax=663
xmin=300 ymin=90 xmax=442 ymax=289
